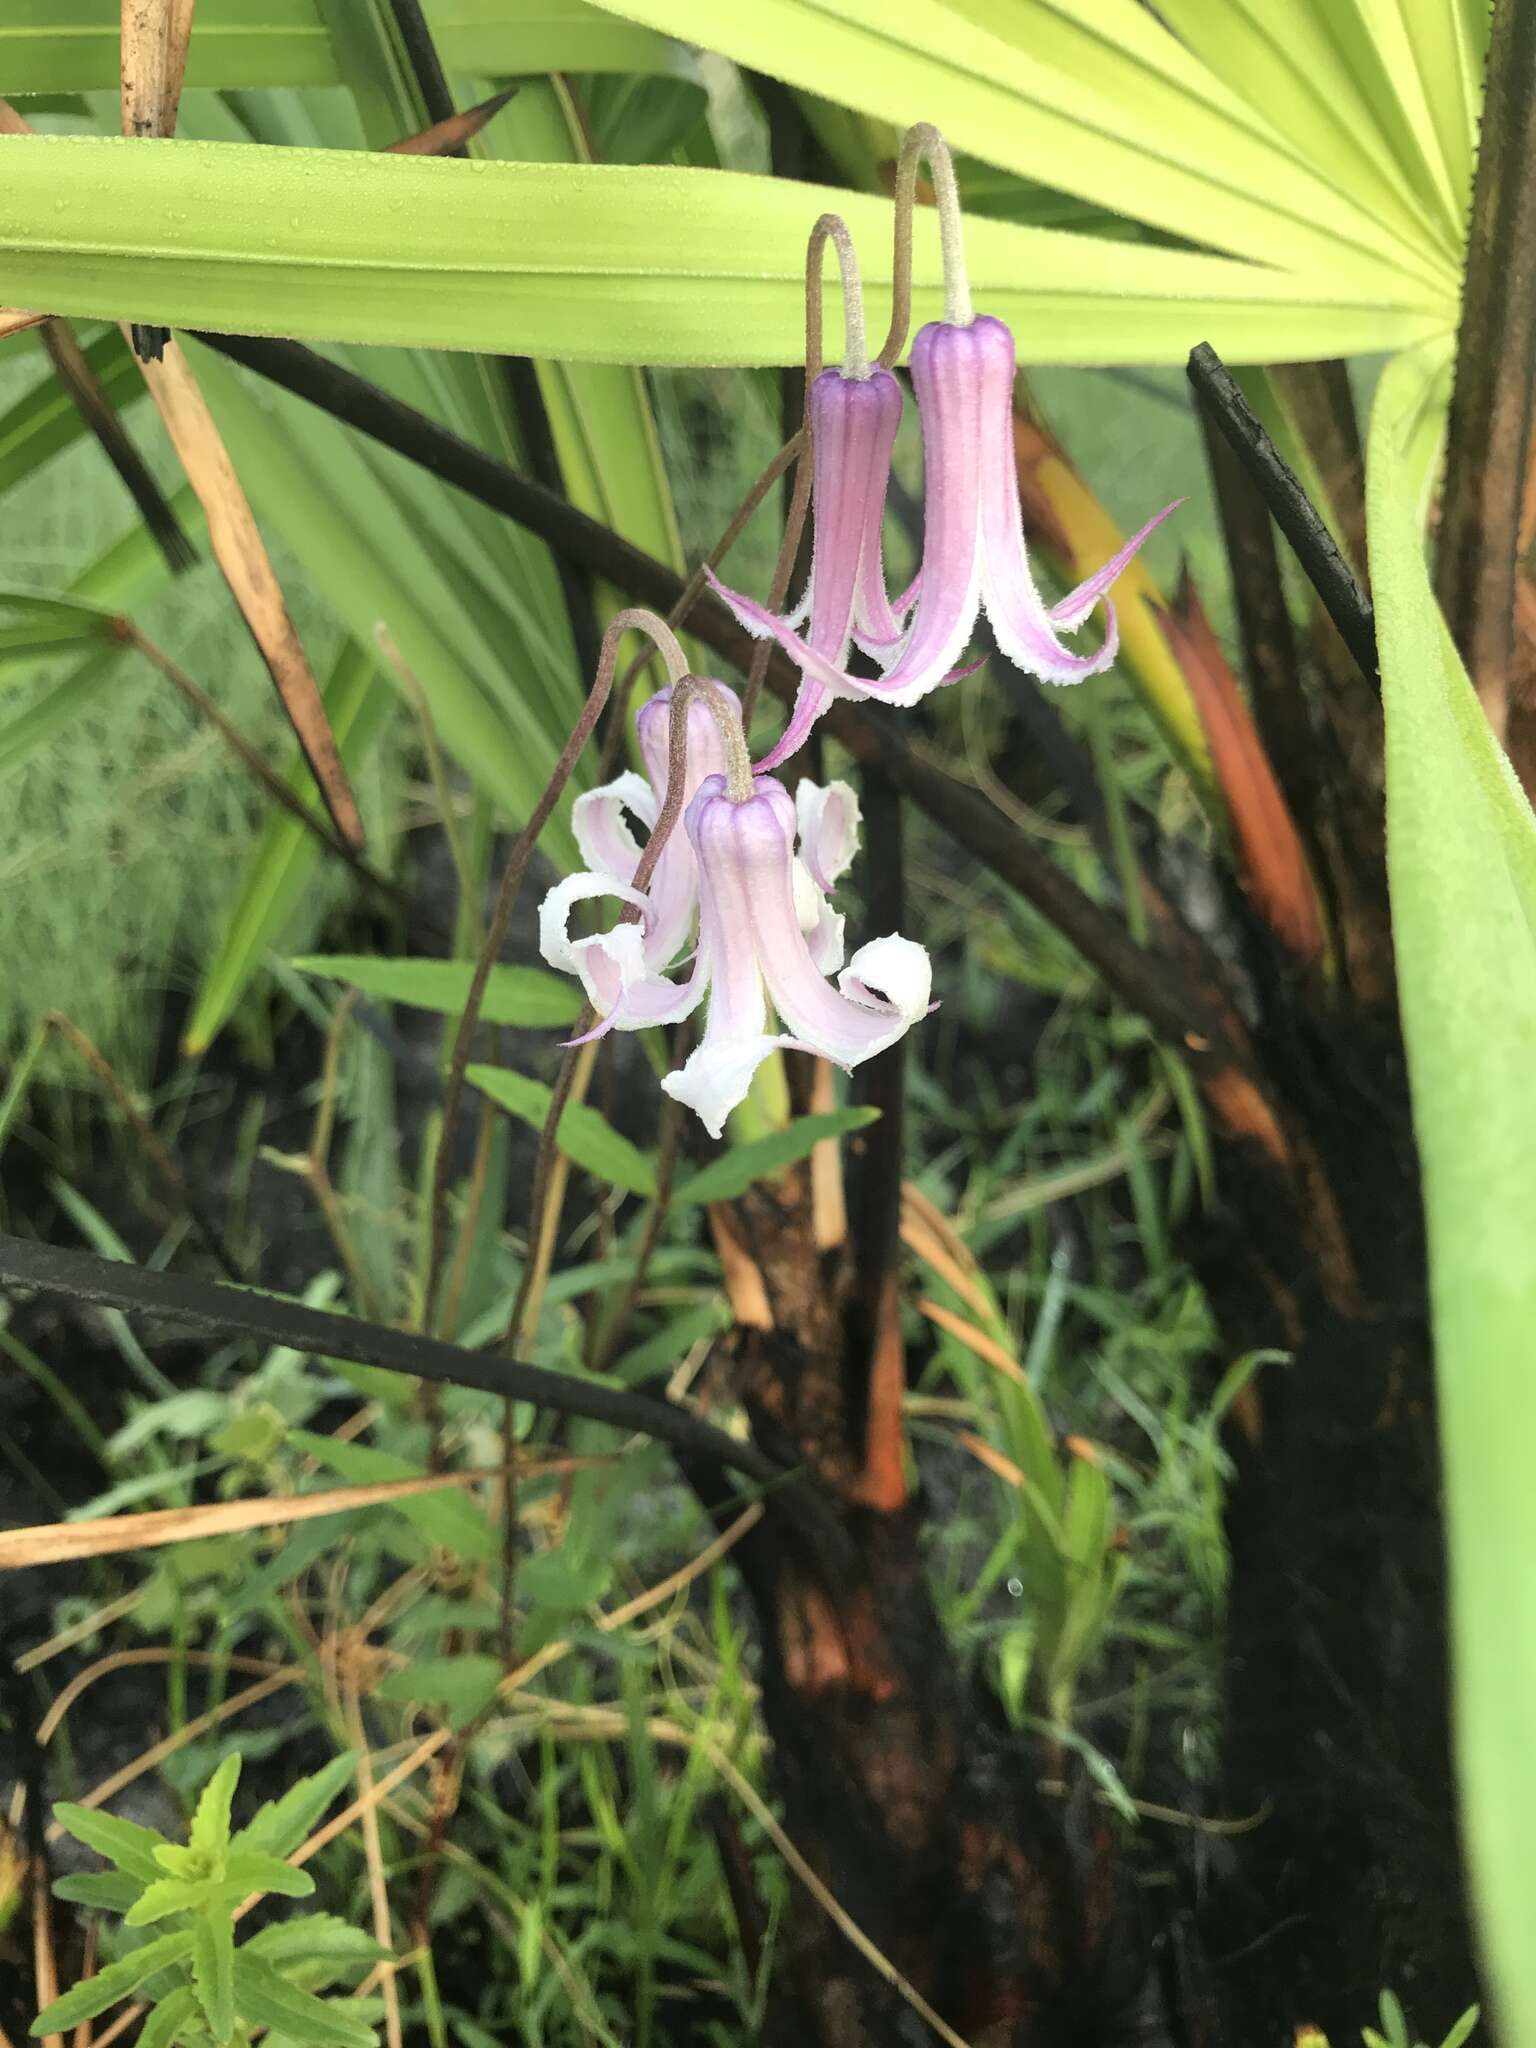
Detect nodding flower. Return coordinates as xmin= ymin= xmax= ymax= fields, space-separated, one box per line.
xmin=712 ymin=124 xmax=1177 ymax=767
xmin=707 ymin=362 xmax=915 ymax=772
xmin=659 ymin=773 xmax=932 ymax=1138
xmin=539 ymin=736 xmax=932 ymax=1137
xmin=716 ymin=315 xmax=1175 ymax=765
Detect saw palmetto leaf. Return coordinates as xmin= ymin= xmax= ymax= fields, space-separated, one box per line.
xmin=0 ymin=135 xmax=1454 ymax=368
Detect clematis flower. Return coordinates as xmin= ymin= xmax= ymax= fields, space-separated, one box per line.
xmin=539 ymin=768 xmax=931 ymax=1139
xmin=707 ymin=364 xmax=915 ymax=771
xmin=715 ymin=313 xmax=1175 ymax=766
xmin=662 ymin=773 xmax=931 ymax=1137
xmin=560 ymin=678 xmax=739 ymax=978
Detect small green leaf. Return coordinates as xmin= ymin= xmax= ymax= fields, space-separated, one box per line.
xmin=286 ymin=1432 xmax=495 ymax=1562
xmin=467 ymin=1064 xmax=658 ymax=1197
xmin=194 ymin=1911 xmax=236 ymax=2047
xmin=671 ymin=1106 xmax=880 ymax=1206
xmin=126 ymin=1877 xmax=226 ymax=1927
xmin=49 ymin=1804 xmax=165 ymax=1884
xmin=612 ymin=1301 xmax=732 ymax=1384
xmin=52 ymin=1871 xmax=142 ymax=1913
xmin=221 ymin=1850 xmax=316 ymax=1899
xmin=291 ymin=956 xmax=580 ymax=1029
xmin=210 ymin=1405 xmax=287 ymax=1463
xmin=152 ymin=1843 xmax=202 ymax=1877
xmin=231 ymin=1952 xmax=379 ymax=2048
xmin=518 ymin=1548 xmax=612 ymax=1614
xmin=373 ymin=1655 xmax=503 ymax=1723
xmin=188 ymin=1752 xmax=242 ymax=1862
xmin=31 ymin=1929 xmax=196 ymax=2033
xmin=231 ymin=1752 xmax=358 ymax=1863
xmin=1440 ymin=2005 xmax=1480 ymax=2048
xmin=137 ymin=1984 xmax=199 ymax=2048
xmin=245 ymin=1916 xmax=388 ymax=1971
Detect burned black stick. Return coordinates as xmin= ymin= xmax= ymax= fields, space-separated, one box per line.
xmin=0 ymin=1232 xmax=782 ymax=1489
xmin=38 ymin=320 xmax=195 ymax=573
xmin=1187 ymin=341 xmax=1378 ymax=688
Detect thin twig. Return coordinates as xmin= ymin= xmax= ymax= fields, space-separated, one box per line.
xmin=422 ymin=610 xmax=688 ymax=1337
xmin=121 ymin=620 xmax=411 ymax=919
xmin=38 ymin=320 xmax=195 ymax=571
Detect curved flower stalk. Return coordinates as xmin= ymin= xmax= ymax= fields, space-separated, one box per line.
xmin=539 ymin=752 xmax=930 ymax=1138
xmin=715 ymin=123 xmax=1178 ymax=767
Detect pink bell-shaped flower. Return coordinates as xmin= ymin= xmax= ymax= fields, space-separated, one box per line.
xmin=538 ymin=764 xmax=930 ymax=1139
xmin=662 ymin=774 xmax=932 ymax=1137
xmin=716 ymin=314 xmax=1175 ymax=764
xmin=707 ymin=364 xmax=914 ymax=771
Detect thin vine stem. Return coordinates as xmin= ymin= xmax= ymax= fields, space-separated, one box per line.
xmin=421 ymin=609 xmax=687 ymax=1338
xmin=879 ymin=121 xmax=973 ymax=369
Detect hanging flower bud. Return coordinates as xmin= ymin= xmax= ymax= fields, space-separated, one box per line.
xmin=539 ymin=679 xmax=738 ymax=1035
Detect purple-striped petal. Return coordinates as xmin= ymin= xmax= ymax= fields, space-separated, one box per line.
xmin=634 ymin=678 xmax=739 ymax=799
xmin=628 ymin=678 xmax=743 ymax=966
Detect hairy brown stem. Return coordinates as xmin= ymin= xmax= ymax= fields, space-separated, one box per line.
xmin=421 ymin=610 xmax=687 ymax=1339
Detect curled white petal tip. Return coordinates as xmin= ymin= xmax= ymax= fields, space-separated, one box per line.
xmin=538 ymin=871 xmax=648 ymax=975
xmin=839 ymin=934 xmax=933 ymax=1023
xmin=572 ymin=771 xmax=656 ymax=881
xmin=795 ymin=778 xmax=862 ymax=893
xmin=661 ymin=1035 xmax=785 ymax=1142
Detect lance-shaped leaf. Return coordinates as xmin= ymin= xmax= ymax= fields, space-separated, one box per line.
xmin=30 ymin=1929 xmax=196 ymax=2034
xmin=0 ymin=135 xmax=1454 ymax=368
